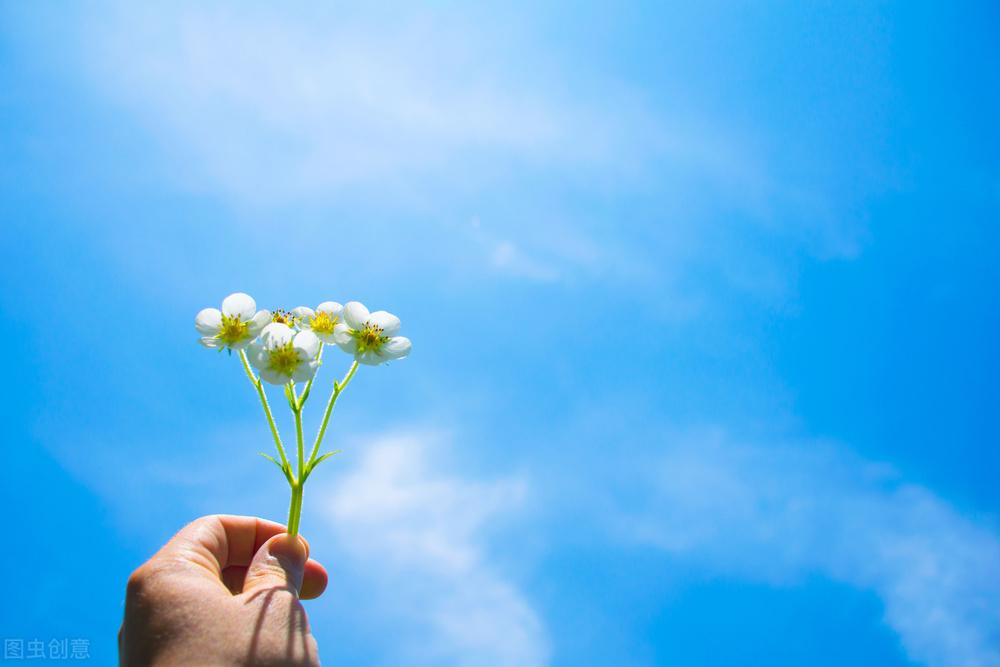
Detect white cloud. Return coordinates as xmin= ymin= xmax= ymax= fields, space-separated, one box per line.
xmin=619 ymin=429 xmax=1000 ymax=667
xmin=32 ymin=1 xmax=868 ymax=302
xmin=320 ymin=431 xmax=550 ymax=667
xmin=77 ymin=3 xmax=651 ymax=202
xmin=71 ymin=2 xmax=792 ymax=222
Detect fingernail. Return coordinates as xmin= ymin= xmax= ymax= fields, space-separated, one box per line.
xmin=266 ymin=533 xmax=307 ymax=561
xmin=262 ymin=534 xmax=307 ymax=585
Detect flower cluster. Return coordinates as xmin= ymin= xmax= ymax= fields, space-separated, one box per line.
xmin=195 ymin=293 xmax=411 ymax=384
xmin=193 ymin=292 xmax=412 ymax=537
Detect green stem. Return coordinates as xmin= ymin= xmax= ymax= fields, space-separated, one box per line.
xmin=239 ymin=350 xmax=290 ymax=472
xmin=308 ymin=361 xmax=359 ymax=466
xmin=294 ymin=400 xmax=305 ymax=481
xmin=287 ymin=482 xmax=303 ymax=537
xmin=298 ymin=343 xmax=323 ymax=409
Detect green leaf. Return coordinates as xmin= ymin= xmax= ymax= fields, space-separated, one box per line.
xmin=314 ymin=450 xmax=341 ymax=466
xmin=303 ymin=450 xmax=342 ymax=481
xmin=283 ymin=383 xmax=297 ymax=410
xmin=258 ymin=451 xmax=283 ymax=470
xmin=260 ymin=452 xmax=294 ymax=484
xmin=299 ymin=381 xmax=312 ymax=407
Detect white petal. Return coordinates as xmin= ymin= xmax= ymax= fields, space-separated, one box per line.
xmin=292 ymin=358 xmax=321 ymax=383
xmin=229 ymin=337 xmax=254 ymax=350
xmin=381 ymin=336 xmax=412 ymax=360
xmin=260 ymin=322 xmax=293 ymax=348
xmin=333 ymin=323 xmax=356 ymax=352
xmin=293 ymin=330 xmax=321 ymax=360
xmin=222 ymin=292 xmax=257 ymax=320
xmin=316 ymin=301 xmax=343 ymax=317
xmin=195 ymin=308 xmax=222 ymax=335
xmin=198 ymin=336 xmax=223 ymax=349
xmin=259 ymin=367 xmax=290 ymax=385
xmin=291 ymin=306 xmax=315 ymax=322
xmin=343 ymin=301 xmax=370 ymax=329
xmin=247 ymin=340 xmax=267 ymax=367
xmin=357 ymin=350 xmax=384 ymax=366
xmin=248 ymin=310 xmax=271 ymax=336
xmin=316 ymin=330 xmax=338 ymax=345
xmin=368 ymin=310 xmax=400 ymax=336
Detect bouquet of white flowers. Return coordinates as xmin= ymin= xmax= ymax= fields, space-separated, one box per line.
xmin=194 ymin=292 xmax=411 ymax=536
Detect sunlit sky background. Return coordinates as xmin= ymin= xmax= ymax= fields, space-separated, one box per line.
xmin=2 ymin=2 xmax=999 ymax=665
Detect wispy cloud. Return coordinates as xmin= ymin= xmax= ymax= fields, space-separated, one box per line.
xmin=76 ymin=4 xmax=655 ymax=202
xmin=616 ymin=429 xmax=1000 ymax=667
xmin=29 ymin=1 xmax=867 ymax=302
xmin=320 ymin=431 xmax=550 ymax=667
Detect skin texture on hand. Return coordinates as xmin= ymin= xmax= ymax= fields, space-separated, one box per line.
xmin=119 ymin=515 xmax=329 ymax=666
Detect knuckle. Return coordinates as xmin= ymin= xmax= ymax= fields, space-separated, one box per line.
xmin=244 ymin=561 xmax=300 ymax=593
xmin=125 ymin=564 xmax=152 ymax=595
xmin=124 ymin=559 xmax=177 ymax=604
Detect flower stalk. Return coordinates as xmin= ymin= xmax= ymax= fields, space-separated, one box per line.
xmin=240 ymin=350 xmax=290 ymax=478
xmin=309 ymin=360 xmax=359 ymax=468
xmin=197 ymin=294 xmax=410 ymax=537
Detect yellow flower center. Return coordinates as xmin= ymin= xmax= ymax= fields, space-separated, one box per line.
xmin=309 ymin=311 xmax=338 ymax=335
xmin=353 ymin=322 xmax=389 ymax=354
xmin=216 ymin=313 xmax=250 ymax=345
xmin=272 ymin=309 xmax=293 ymax=326
xmin=267 ymin=341 xmax=300 ymax=376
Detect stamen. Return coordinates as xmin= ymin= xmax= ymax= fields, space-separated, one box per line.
xmin=216 ymin=313 xmax=250 ymax=344
xmin=351 ymin=321 xmax=390 ymax=354
xmin=267 ymin=341 xmax=300 ymax=375
xmin=310 ymin=310 xmax=338 ymax=334
xmin=271 ymin=309 xmax=293 ymax=325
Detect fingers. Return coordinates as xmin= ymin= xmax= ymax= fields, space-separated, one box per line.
xmin=301 ymin=558 xmax=329 ymax=600
xmin=241 ymin=533 xmax=308 ymax=597
xmin=221 ymin=558 xmax=328 ymax=599
xmin=154 ymin=515 xmax=327 ymax=598
xmin=159 ymin=515 xmax=312 ymax=576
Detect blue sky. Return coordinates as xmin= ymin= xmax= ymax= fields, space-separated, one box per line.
xmin=2 ymin=2 xmax=999 ymax=665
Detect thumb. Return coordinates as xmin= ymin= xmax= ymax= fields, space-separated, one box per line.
xmin=242 ymin=533 xmax=308 ymax=596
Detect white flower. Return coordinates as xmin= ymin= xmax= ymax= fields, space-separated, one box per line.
xmin=333 ymin=301 xmax=412 ymax=366
xmin=290 ymin=301 xmax=344 ymax=343
xmin=195 ymin=292 xmax=271 ymax=350
xmin=247 ymin=323 xmax=322 ymax=385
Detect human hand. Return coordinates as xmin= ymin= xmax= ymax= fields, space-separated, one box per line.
xmin=119 ymin=515 xmax=329 ymax=666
